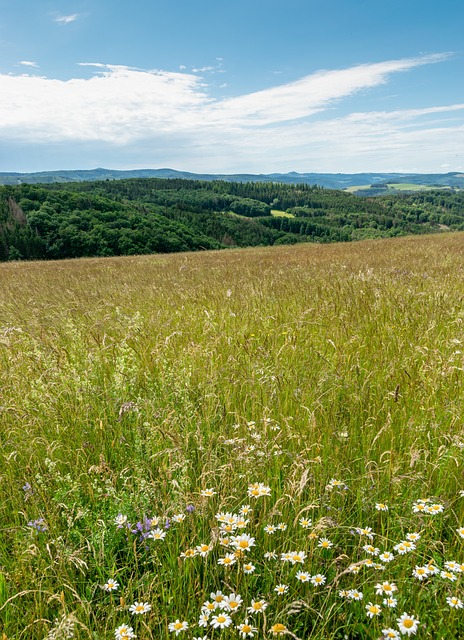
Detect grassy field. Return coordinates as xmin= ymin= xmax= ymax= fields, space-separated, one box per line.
xmin=1 ymin=234 xmax=463 ymax=639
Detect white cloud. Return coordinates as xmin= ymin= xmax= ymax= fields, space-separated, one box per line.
xmin=18 ymin=60 xmax=39 ymax=68
xmin=207 ymin=54 xmax=450 ymax=126
xmin=0 ymin=53 xmax=462 ymax=173
xmin=54 ymin=14 xmax=80 ymax=24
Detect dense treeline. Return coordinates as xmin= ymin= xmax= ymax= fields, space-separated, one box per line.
xmin=0 ymin=178 xmax=463 ymax=261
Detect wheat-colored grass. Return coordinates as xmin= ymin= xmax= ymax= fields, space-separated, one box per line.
xmin=0 ymin=233 xmax=463 ymax=639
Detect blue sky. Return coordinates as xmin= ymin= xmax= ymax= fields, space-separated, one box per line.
xmin=0 ymin=0 xmax=463 ymax=173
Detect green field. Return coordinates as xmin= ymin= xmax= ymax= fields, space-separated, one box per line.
xmin=1 ymin=234 xmax=463 ymax=639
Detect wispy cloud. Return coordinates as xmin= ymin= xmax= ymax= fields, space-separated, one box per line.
xmin=18 ymin=60 xmax=39 ymax=68
xmin=0 ymin=54 xmax=462 ymax=173
xmin=54 ymin=14 xmax=80 ymax=25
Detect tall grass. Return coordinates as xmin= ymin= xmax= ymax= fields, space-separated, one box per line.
xmin=0 ymin=233 xmax=463 ymax=639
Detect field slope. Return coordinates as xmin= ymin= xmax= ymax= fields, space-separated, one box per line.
xmin=0 ymin=234 xmax=463 ymax=639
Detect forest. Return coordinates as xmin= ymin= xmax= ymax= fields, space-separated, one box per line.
xmin=0 ymin=178 xmax=463 ymax=261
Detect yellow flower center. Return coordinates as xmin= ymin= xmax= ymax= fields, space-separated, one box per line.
xmin=239 ymin=541 xmax=249 ymax=548
xmin=217 ymin=616 xmax=226 ymax=624
xmin=174 ymin=623 xmax=183 ymax=630
xmin=271 ymin=623 xmax=287 ymax=634
xmin=229 ymin=602 xmax=239 ymax=609
xmin=242 ymin=625 xmax=251 ymax=633
xmin=403 ymin=619 xmax=414 ymax=629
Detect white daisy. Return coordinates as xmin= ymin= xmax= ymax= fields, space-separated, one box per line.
xmin=397 ymin=612 xmax=419 ymax=636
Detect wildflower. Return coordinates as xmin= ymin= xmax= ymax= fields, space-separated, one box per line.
xmin=149 ymin=528 xmax=167 ymax=541
xmin=231 ymin=533 xmax=255 ymax=552
xmin=236 ymin=619 xmax=257 ymax=638
xmin=444 ymin=560 xmax=460 ymax=572
xmin=180 ymin=548 xmax=197 ymax=559
xmin=277 ymin=523 xmax=287 ymax=531
xmin=103 ymin=579 xmax=119 ymax=592
xmin=243 ymin=563 xmax=256 ymax=574
xmin=27 ymin=518 xmax=47 ymax=532
xmin=426 ymin=503 xmax=444 ymax=514
xmin=348 ymin=589 xmax=363 ymax=601
xmin=218 ymin=553 xmax=237 ymax=567
xmin=356 ymin=527 xmax=375 ymax=540
xmin=270 ymin=623 xmax=287 ymax=635
xmin=311 ymin=574 xmax=326 ymax=587
xmin=224 ymin=593 xmax=243 ymax=613
xmin=198 ymin=614 xmax=210 ymax=627
xmin=365 ymin=602 xmax=382 ymax=618
xmin=288 ymin=551 xmax=306 ymax=564
xmin=296 ymin=571 xmax=311 ymax=582
xmin=115 ymin=624 xmax=137 ymax=639
xmin=247 ymin=600 xmax=268 ymax=614
xmin=264 ymin=551 xmax=277 ymax=560
xmin=326 ymin=478 xmax=347 ymax=491
xmin=405 ymin=532 xmax=421 ymax=542
xmin=383 ymin=597 xmax=398 ymax=608
xmin=196 ymin=543 xmax=212 ymax=557
xmin=22 ymin=482 xmax=34 ymax=499
xmin=318 ymin=538 xmax=333 ymax=549
xmin=375 ymin=582 xmax=397 ymax=596
xmin=240 ymin=505 xmax=252 ymax=516
xmin=201 ymin=601 xmax=217 ymax=614
xmin=348 ymin=564 xmax=362 ymax=574
xmin=382 ymin=629 xmax=400 ymax=639
xmin=456 ymin=527 xmax=464 ymax=539
xmin=168 ymin=620 xmax=189 ymax=635
xmin=193 ymin=637 xmax=208 ymax=640
xmin=274 ymin=584 xmax=288 ymax=595
xmin=210 ymin=591 xmax=226 ymax=606
xmin=440 ymin=570 xmax=457 ymax=581
xmin=412 ymin=566 xmax=429 ymax=581
xmin=379 ymin=551 xmax=394 ymax=563
xmin=264 ymin=525 xmax=277 ymax=534
xmin=397 ymin=612 xmax=419 ymax=636
xmin=425 ymin=561 xmax=439 ymax=575
xmin=363 ymin=544 xmax=379 ymax=556
xmin=200 ymin=488 xmax=216 ymax=497
xmin=247 ymin=483 xmax=271 ymax=498
xmin=299 ymin=517 xmax=312 ymax=529
xmin=210 ymin=613 xmax=233 ymax=629
xmin=236 ymin=518 xmax=249 ymax=529
xmin=114 ymin=514 xmax=129 ymax=528
xmin=186 ymin=504 xmax=195 ymax=513
xmin=446 ymin=596 xmax=463 ymax=609
xmin=339 ymin=589 xmax=350 ymax=598
xmin=129 ymin=602 xmax=151 ymax=615
xmin=394 ymin=541 xmax=415 ymax=554
xmin=412 ymin=502 xmax=427 ymax=514
xmin=376 ymin=503 xmax=389 ymax=512
xmin=172 ymin=513 xmax=186 ymax=523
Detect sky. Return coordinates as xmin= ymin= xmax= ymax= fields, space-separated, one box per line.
xmin=0 ymin=0 xmax=463 ymax=174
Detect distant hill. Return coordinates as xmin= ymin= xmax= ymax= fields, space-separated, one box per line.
xmin=0 ymin=167 xmax=463 ymax=190
xmin=1 ymin=176 xmax=464 ymax=262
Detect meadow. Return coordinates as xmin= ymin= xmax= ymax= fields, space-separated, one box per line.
xmin=0 ymin=233 xmax=463 ymax=639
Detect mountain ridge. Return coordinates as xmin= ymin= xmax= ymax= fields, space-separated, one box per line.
xmin=0 ymin=168 xmax=463 ymax=190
